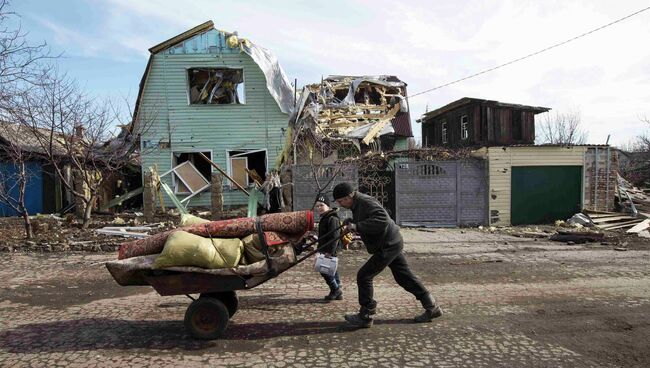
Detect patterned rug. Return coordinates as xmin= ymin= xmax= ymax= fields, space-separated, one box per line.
xmin=118 ymin=210 xmax=314 ymax=260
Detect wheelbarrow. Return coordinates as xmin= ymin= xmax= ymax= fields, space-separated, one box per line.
xmin=108 ymin=218 xmax=345 ymax=340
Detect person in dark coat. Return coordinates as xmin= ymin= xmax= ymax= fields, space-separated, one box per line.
xmin=314 ymin=194 xmax=343 ymax=301
xmin=333 ymin=182 xmax=442 ymax=328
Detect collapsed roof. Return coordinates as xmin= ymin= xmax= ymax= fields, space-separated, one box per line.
xmin=283 ymin=75 xmax=412 ymax=164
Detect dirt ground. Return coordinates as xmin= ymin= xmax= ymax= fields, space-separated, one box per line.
xmin=1 ymin=227 xmax=649 ymax=367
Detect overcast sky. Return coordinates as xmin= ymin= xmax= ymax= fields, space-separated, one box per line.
xmin=11 ymin=0 xmax=650 ymax=146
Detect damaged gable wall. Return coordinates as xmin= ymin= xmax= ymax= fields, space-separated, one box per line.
xmin=138 ymin=28 xmax=289 ymax=207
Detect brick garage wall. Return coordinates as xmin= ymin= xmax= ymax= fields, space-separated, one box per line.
xmin=583 ymin=147 xmax=618 ymax=212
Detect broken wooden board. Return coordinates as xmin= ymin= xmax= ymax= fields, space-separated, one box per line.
xmin=96 ymin=228 xmax=149 ymax=238
xmin=590 ymin=216 xmax=635 ymax=223
xmin=626 ymin=219 xmax=650 ymax=234
xmin=100 ymin=187 xmax=145 ymax=212
xmin=638 ymin=230 xmax=650 ymax=238
xmin=599 ymin=219 xmax=643 ymax=230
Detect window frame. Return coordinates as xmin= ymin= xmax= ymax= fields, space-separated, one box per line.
xmin=225 ymin=149 xmax=268 ymax=189
xmin=169 ymin=150 xmax=213 ymax=195
xmin=441 ymin=120 xmax=448 ymax=144
xmin=460 ymin=115 xmax=469 ymax=140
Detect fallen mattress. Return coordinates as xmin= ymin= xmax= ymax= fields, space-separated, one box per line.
xmin=106 ymin=243 xmax=296 ymax=286
xmin=118 ymin=211 xmax=314 ymax=260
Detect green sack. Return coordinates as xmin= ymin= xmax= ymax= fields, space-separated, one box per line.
xmin=241 ymin=234 xmax=266 ymax=264
xmin=153 ymin=231 xmax=243 ymax=269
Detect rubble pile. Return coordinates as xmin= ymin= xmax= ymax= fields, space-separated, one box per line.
xmin=280 ymin=75 xmax=410 ymax=164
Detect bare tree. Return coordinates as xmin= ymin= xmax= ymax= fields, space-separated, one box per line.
xmin=537 ymin=109 xmax=588 ymax=145
xmin=12 ymin=72 xmax=153 ymax=227
xmin=0 ymin=1 xmax=53 ymax=101
xmin=0 ymin=123 xmax=36 ymax=237
xmin=0 ymin=0 xmax=54 ymax=236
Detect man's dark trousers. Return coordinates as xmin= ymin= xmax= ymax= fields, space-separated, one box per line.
xmin=357 ymin=241 xmax=429 ymax=313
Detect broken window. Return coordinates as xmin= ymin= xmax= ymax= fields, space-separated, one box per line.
xmin=461 ymin=115 xmax=469 ymax=140
xmin=188 ymin=68 xmax=245 ymax=105
xmin=227 ymin=150 xmax=267 ymax=188
xmin=172 ymin=151 xmax=212 ymax=194
xmin=441 ymin=121 xmax=448 ymax=144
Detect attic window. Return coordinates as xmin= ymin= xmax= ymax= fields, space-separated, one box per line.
xmin=188 ymin=68 xmax=245 ymax=105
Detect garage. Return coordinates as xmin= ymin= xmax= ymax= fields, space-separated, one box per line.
xmin=511 ymin=166 xmax=582 ymax=225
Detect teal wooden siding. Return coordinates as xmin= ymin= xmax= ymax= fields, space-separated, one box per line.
xmin=138 ymin=30 xmax=289 ymax=207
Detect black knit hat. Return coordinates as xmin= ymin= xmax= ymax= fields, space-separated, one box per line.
xmin=332 ymin=182 xmax=354 ymax=200
xmin=315 ymin=194 xmax=330 ymax=206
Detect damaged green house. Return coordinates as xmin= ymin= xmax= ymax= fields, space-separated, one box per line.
xmin=132 ymin=21 xmax=294 ymax=209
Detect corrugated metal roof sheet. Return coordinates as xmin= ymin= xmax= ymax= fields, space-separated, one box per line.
xmin=391 ymin=111 xmax=413 ymax=137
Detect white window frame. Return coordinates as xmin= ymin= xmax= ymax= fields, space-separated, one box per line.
xmin=441 ymin=121 xmax=448 ymax=144
xmin=169 ymin=150 xmax=213 ymax=195
xmin=461 ymin=115 xmax=469 ymax=140
xmin=225 ymin=149 xmax=268 ymax=189
xmin=185 ymin=67 xmax=246 ymax=105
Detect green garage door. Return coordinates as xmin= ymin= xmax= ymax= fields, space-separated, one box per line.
xmin=511 ymin=166 xmax=582 ymax=225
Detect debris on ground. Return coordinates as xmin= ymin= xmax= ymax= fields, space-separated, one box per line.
xmin=583 ymin=210 xmax=644 ymax=231
xmin=617 ymin=174 xmax=650 ymax=215
xmin=549 ymin=230 xmax=605 ymax=244
xmin=95 ymin=226 xmax=152 ymax=238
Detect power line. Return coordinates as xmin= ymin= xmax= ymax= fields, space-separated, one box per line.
xmin=409 ymin=5 xmax=650 ymax=99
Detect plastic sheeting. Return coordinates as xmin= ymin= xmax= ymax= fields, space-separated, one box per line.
xmin=346 ymin=121 xmax=395 ymax=139
xmin=240 ymin=42 xmax=295 ymax=114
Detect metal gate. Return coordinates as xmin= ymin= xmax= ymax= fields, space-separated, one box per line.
xmin=292 ymin=164 xmax=358 ymax=214
xmin=359 ymin=165 xmax=395 ymax=220
xmin=395 ymin=160 xmax=487 ymax=226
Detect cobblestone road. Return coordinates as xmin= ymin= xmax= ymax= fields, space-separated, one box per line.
xmin=1 ymin=229 xmax=649 ymax=367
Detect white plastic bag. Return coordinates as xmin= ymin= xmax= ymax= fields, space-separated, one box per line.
xmin=314 ymin=253 xmax=338 ymax=277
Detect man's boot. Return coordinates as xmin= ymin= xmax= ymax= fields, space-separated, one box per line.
xmin=414 ymin=293 xmax=443 ymax=323
xmin=324 ymin=288 xmax=343 ymax=301
xmin=344 ymin=307 xmax=374 ymax=328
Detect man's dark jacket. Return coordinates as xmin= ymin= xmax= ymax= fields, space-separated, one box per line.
xmin=351 ymin=192 xmax=402 ymax=254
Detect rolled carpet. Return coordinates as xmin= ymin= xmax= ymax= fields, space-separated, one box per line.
xmin=118 ymin=210 xmax=314 ymax=260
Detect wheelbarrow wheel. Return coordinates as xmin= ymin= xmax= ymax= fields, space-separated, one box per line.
xmin=202 ymin=291 xmax=239 ymax=318
xmin=184 ymin=297 xmax=229 ymax=340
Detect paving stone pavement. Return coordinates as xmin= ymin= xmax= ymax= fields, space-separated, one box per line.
xmin=1 ymin=228 xmax=649 ymax=367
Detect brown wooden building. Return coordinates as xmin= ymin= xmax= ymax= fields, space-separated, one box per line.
xmin=420 ymin=98 xmax=550 ymax=148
